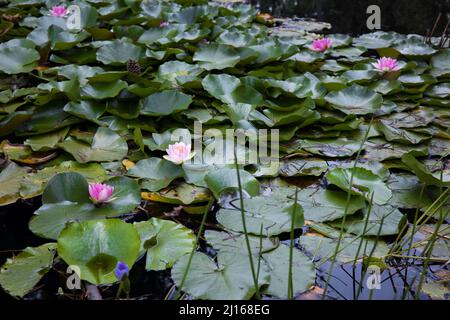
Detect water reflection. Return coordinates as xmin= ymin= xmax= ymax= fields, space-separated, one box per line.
xmin=249 ymin=0 xmax=450 ymax=35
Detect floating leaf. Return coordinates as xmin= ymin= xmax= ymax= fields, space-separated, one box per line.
xmin=172 ymin=251 xmax=269 ymax=300
xmin=216 ymin=196 xmax=304 ymax=236
xmin=326 ymin=167 xmax=392 ymax=205
xmin=204 ymin=167 xmax=259 ymax=199
xmin=279 ymin=158 xmax=327 ymax=177
xmin=134 ymin=218 xmax=195 ymax=271
xmin=300 ymin=235 xmax=390 ymax=264
xmin=0 ymin=39 xmax=40 ymax=74
xmin=29 ymin=172 xmax=141 ymax=239
xmin=325 ymin=84 xmax=383 ymax=115
xmin=262 ymin=244 xmax=315 ymax=299
xmin=0 ymin=162 xmax=29 ymax=206
xmin=57 ymin=219 xmax=140 ymax=285
xmin=0 ymin=243 xmax=57 ymax=298
xmin=296 ymin=187 xmax=366 ymax=222
xmin=193 ymin=43 xmax=241 ymax=70
xmin=139 ymin=90 xmax=192 ymax=116
xmin=127 ymin=157 xmax=184 ymax=191
xmin=58 ymin=127 xmax=128 ymax=163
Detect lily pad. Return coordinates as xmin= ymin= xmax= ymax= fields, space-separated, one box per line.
xmin=0 ymin=39 xmax=40 ymax=74
xmin=171 ymin=251 xmax=269 ymax=300
xmin=134 ymin=218 xmax=195 ymax=271
xmin=0 ymin=162 xmax=29 ymax=206
xmin=262 ymin=244 xmax=316 ymax=299
xmin=193 ymin=43 xmax=241 ymax=70
xmin=29 ymin=172 xmax=141 ymax=239
xmin=127 ymin=157 xmax=184 ymax=191
xmin=0 ymin=243 xmax=57 ymax=298
xmin=326 ymin=167 xmax=392 ymax=205
xmin=299 ymin=235 xmax=390 ymax=264
xmin=58 ymin=127 xmax=128 ymax=163
xmin=296 ymin=187 xmax=366 ymax=222
xmin=325 ymin=84 xmax=383 ymax=115
xmin=216 ymin=196 xmax=304 ymax=236
xmin=57 ymin=219 xmax=141 ymax=285
xmin=204 ymin=167 xmax=259 ymax=199
xmin=279 ymin=158 xmax=327 ymax=177
xmin=139 ymin=90 xmax=193 ymax=116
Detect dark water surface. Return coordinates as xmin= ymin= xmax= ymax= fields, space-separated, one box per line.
xmin=250 ymin=0 xmax=450 ymax=35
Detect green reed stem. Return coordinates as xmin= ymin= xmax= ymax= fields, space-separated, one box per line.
xmin=389 ymin=189 xmax=449 ymax=254
xmin=234 ymin=150 xmax=261 ymax=300
xmin=352 ymin=192 xmax=375 ymax=270
xmin=287 ymin=187 xmax=299 ymax=300
xmin=322 ymin=118 xmax=373 ymax=299
xmin=175 ymin=197 xmax=214 ymax=299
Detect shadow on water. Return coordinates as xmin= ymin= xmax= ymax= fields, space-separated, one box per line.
xmin=250 ymin=0 xmax=450 ymax=35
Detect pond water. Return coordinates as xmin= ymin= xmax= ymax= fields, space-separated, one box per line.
xmin=250 ymin=0 xmax=450 ymax=35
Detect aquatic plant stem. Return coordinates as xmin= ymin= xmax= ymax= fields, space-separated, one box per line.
xmin=175 ymin=197 xmax=214 ymax=299
xmin=352 ymin=192 xmax=375 ymax=270
xmin=234 ymin=150 xmax=261 ymax=300
xmin=389 ymin=190 xmax=449 ymax=254
xmin=287 ymin=187 xmax=299 ymax=300
xmin=322 ymin=118 xmax=373 ymax=299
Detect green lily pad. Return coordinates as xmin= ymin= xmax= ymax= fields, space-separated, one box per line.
xmin=326 ymin=167 xmax=392 ymax=205
xmin=284 ymin=137 xmax=362 ymax=157
xmin=204 ymin=167 xmax=259 ymax=199
xmin=139 ymin=90 xmax=193 ymax=116
xmin=193 ymin=43 xmax=241 ymax=70
xmin=20 ymin=161 xmax=108 ymax=199
xmin=24 ymin=127 xmax=70 ymax=151
xmin=325 ymin=84 xmax=383 ymax=115
xmin=299 ymin=235 xmax=390 ymax=264
xmin=0 ymin=243 xmax=57 ymax=298
xmin=296 ymin=187 xmax=366 ymax=222
xmin=262 ymin=244 xmax=316 ymax=299
xmin=0 ymin=162 xmax=29 ymax=206
xmin=363 ymin=138 xmax=428 ymax=161
xmin=96 ymin=39 xmax=144 ymax=65
xmin=58 ymin=127 xmax=128 ymax=163
xmin=401 ymin=154 xmax=450 ymax=187
xmin=80 ymin=80 xmax=128 ymax=99
xmin=279 ymin=158 xmax=327 ymax=177
xmin=330 ymin=204 xmax=406 ymax=236
xmin=127 ymin=157 xmax=184 ymax=191
xmin=57 ymin=219 xmax=141 ymax=285
xmin=216 ymin=196 xmax=304 ymax=236
xmin=134 ymin=218 xmax=195 ymax=271
xmin=202 ymin=74 xmax=264 ymax=106
xmin=376 ymin=119 xmax=431 ymax=145
xmin=0 ymin=39 xmax=40 ymax=74
xmin=394 ymin=40 xmax=437 ymax=57
xmin=29 ymin=172 xmax=141 ymax=239
xmin=171 ymin=250 xmax=269 ymax=300
xmin=205 ymin=230 xmax=278 ymax=254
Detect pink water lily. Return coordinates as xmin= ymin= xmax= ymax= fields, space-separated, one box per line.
xmin=373 ymin=57 xmax=400 ymax=73
xmin=88 ymin=183 xmax=115 ymax=203
xmin=164 ymin=142 xmax=195 ymax=165
xmin=159 ymin=21 xmax=169 ymax=27
xmin=50 ymin=5 xmax=68 ymax=17
xmin=309 ymin=38 xmax=332 ymax=52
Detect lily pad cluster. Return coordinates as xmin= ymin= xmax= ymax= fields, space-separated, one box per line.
xmin=0 ymin=0 xmax=449 ymax=300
